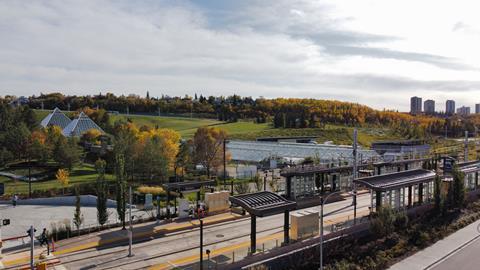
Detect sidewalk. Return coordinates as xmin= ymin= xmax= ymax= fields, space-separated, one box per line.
xmin=1 ymin=212 xmax=244 ymax=268
xmin=389 ymin=219 xmax=480 ymax=270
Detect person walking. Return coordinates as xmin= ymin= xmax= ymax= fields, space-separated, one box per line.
xmin=12 ymin=194 xmax=17 ymax=207
xmin=39 ymin=228 xmax=48 ymax=247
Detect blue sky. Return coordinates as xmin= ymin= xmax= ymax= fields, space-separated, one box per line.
xmin=1 ymin=0 xmax=480 ymax=111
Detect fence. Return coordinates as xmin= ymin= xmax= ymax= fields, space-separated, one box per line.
xmin=187 ymin=213 xmax=371 ymax=270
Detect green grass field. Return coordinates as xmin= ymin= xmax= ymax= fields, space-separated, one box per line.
xmin=34 ymin=109 xmax=400 ymax=145
xmin=0 ymin=164 xmax=114 ymax=195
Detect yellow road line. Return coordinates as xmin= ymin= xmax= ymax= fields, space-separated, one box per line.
xmin=149 ymin=232 xmax=284 ymax=270
xmin=149 ymin=211 xmax=372 ymax=270
xmin=1 ymin=214 xmax=240 ymax=267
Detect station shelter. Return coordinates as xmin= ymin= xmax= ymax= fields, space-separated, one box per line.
xmin=229 ymin=191 xmax=296 ymax=253
xmin=456 ymin=161 xmax=480 ymax=191
xmin=162 ymin=180 xmax=216 ymax=218
xmin=354 ymin=169 xmax=436 ymax=212
xmin=280 ymin=158 xmax=430 ymax=200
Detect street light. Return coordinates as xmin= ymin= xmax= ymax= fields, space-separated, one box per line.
xmin=223 ymin=139 xmax=227 ymax=190
xmin=128 ymin=186 xmax=134 ymax=257
xmin=200 ymin=219 xmax=204 ymax=270
xmin=319 ymin=191 xmax=345 ymax=270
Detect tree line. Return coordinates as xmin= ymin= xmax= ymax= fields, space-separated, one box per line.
xmin=3 ymin=93 xmax=479 ymax=138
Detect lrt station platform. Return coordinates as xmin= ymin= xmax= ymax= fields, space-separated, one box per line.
xmin=354 ymin=169 xmax=436 ymax=211
xmin=280 ymin=158 xmax=429 ymax=205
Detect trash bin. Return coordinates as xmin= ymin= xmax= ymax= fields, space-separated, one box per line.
xmin=36 ymin=262 xmax=47 ymax=270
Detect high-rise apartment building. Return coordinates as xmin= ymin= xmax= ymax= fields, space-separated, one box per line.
xmin=424 ymin=99 xmax=435 ymax=114
xmin=446 ymin=100 xmax=455 ymax=115
xmin=410 ymin=96 xmax=422 ymax=115
xmin=476 ymin=103 xmax=480 ymax=114
xmin=457 ymin=106 xmax=470 ymax=116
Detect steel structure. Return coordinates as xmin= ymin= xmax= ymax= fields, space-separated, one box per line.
xmin=229 ymin=191 xmax=296 ymax=253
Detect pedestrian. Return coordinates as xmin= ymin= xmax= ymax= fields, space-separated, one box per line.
xmin=12 ymin=194 xmax=17 ymax=207
xmin=40 ymin=228 xmax=49 ymax=247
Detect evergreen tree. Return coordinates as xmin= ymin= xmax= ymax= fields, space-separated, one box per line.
xmin=433 ymin=174 xmax=442 ymax=212
xmin=73 ymin=186 xmax=84 ymax=233
xmin=115 ymin=154 xmax=127 ymax=229
xmin=452 ymin=165 xmax=466 ymax=208
xmin=95 ymin=159 xmax=109 ymax=226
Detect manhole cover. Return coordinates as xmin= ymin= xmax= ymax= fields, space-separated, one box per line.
xmin=216 ymin=234 xmax=224 ymax=238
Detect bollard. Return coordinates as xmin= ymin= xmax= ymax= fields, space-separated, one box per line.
xmin=276 ymin=239 xmax=278 ymax=248
xmin=232 ymin=251 xmax=235 ymax=263
xmin=262 ymin=243 xmax=265 ymax=253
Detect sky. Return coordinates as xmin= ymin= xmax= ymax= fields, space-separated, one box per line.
xmin=1 ymin=0 xmax=480 ymax=111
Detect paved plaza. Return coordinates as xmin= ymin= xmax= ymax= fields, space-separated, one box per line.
xmin=0 ymin=204 xmax=149 ymax=250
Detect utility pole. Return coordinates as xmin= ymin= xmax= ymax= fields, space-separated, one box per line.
xmin=223 ymin=139 xmax=227 ymax=190
xmin=200 ymin=219 xmax=204 ymax=270
xmin=30 ymin=225 xmax=34 ymax=270
xmin=465 ymin=130 xmax=469 ymax=162
xmin=352 ymin=128 xmax=358 ymax=224
xmin=128 ymin=186 xmax=133 ymax=257
xmin=28 ymin=152 xmax=32 ymax=199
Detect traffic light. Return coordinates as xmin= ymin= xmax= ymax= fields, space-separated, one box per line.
xmin=2 ymin=219 xmax=10 ymax=226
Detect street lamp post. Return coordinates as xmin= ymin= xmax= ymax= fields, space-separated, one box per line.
xmin=353 ymin=128 xmax=358 ymax=225
xmin=319 ymin=191 xmax=344 ymax=270
xmin=200 ymin=219 xmax=204 ymax=270
xmin=223 ymin=139 xmax=227 ymax=190
xmin=128 ymin=186 xmax=134 ymax=257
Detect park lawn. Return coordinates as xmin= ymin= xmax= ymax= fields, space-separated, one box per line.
xmin=180 ymin=121 xmax=272 ymax=138
xmin=0 ymin=164 xmax=114 ymax=196
xmin=34 ymin=109 xmax=402 ymax=146
xmin=110 ymin=114 xmax=221 ymax=132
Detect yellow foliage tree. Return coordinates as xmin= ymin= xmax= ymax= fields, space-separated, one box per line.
xmin=56 ymin=169 xmax=69 ymax=195
xmin=193 ymin=127 xmax=230 ymax=177
xmin=82 ymin=128 xmax=102 ymax=143
xmin=136 ymin=128 xmax=181 ymax=170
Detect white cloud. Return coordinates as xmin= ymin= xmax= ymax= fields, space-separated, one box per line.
xmin=0 ymin=0 xmax=479 ymax=111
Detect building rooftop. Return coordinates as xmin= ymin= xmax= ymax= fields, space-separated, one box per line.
xmin=40 ymin=108 xmax=72 ymax=129
xmin=227 ymin=140 xmax=379 ymax=163
xmin=229 ymin=191 xmax=297 ymax=217
xmin=62 ymin=112 xmax=105 ymax=137
xmin=354 ymin=169 xmax=436 ymax=191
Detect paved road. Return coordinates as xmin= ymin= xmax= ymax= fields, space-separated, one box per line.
xmin=45 ymin=193 xmax=372 ymax=270
xmin=432 ymin=237 xmax=480 ymax=270
xmin=390 ymin=219 xmax=480 ymax=270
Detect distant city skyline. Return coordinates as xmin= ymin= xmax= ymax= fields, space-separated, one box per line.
xmin=1 ymin=0 xmax=480 ymax=111
xmin=410 ymin=95 xmax=479 ymax=115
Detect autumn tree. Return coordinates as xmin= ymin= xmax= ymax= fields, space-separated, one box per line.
xmin=56 ymin=168 xmax=69 ymax=195
xmin=174 ymin=140 xmax=192 ymax=179
xmin=81 ymin=128 xmax=103 ymax=144
xmin=193 ymin=127 xmax=229 ymax=177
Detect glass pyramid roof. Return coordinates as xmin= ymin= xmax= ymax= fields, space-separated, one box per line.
xmin=40 ymin=108 xmax=72 ymax=129
xmin=62 ymin=112 xmax=105 ymax=137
